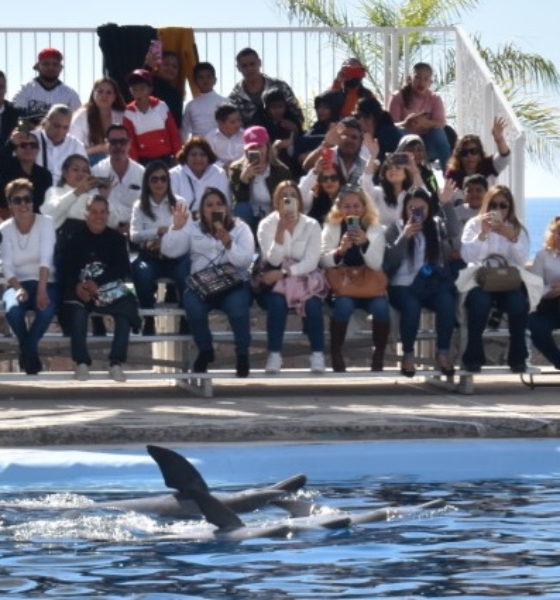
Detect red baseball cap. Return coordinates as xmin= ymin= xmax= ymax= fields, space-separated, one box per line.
xmin=35 ymin=48 xmax=63 ymax=68
xmin=126 ymin=68 xmax=153 ymax=87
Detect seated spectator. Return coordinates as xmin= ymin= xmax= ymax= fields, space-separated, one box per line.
xmin=205 ymin=102 xmax=244 ymax=169
xmin=0 ymin=70 xmax=21 ymax=149
xmin=256 ymin=181 xmax=326 ymax=374
xmin=229 ymin=47 xmax=304 ymax=128
xmin=453 ymin=173 xmax=488 ymax=234
xmin=32 ymin=104 xmax=87 ymax=182
xmin=61 ymin=195 xmax=140 ymax=382
xmin=298 ymin=154 xmax=344 ymax=227
xmin=459 ymin=185 xmax=531 ymax=373
xmin=12 ymin=48 xmax=81 ymax=121
xmin=41 ymin=153 xmax=117 ymax=244
xmin=146 ymin=50 xmax=184 ymax=129
xmin=182 ymin=62 xmax=226 ymax=139
xmin=294 ymin=90 xmax=343 ymax=168
xmin=395 ymin=134 xmax=438 ymax=207
xmin=446 ymin=117 xmax=511 ymax=198
xmin=0 ymin=128 xmax=52 ymax=219
xmin=355 ymin=96 xmax=401 ymax=164
xmin=161 ymin=187 xmax=254 ymax=377
xmin=70 ymin=78 xmax=125 ymax=166
xmin=91 ymin=124 xmax=145 ymax=231
xmin=384 ymin=187 xmax=457 ymax=377
xmin=529 ymin=216 xmax=560 ymax=370
xmin=330 ymin=58 xmax=374 ymax=118
xmin=123 ymin=69 xmax=182 ymax=166
xmin=0 ymin=179 xmax=57 ymax=375
xmin=321 ymin=184 xmax=390 ymax=372
xmin=303 ymin=117 xmax=365 ymax=184
xmin=229 ymin=125 xmax=291 ymax=228
xmin=130 ymin=160 xmax=190 ymax=335
xmin=169 ymin=136 xmax=229 ymax=217
xmin=388 ymin=62 xmax=450 ymax=169
xmin=362 ymin=154 xmax=414 ymax=228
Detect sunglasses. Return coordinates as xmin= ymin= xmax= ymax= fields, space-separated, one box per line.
xmin=18 ymin=142 xmax=39 ymax=150
xmin=488 ymin=202 xmax=509 ymax=210
xmin=319 ymin=174 xmax=339 ymax=183
xmin=9 ymin=195 xmax=33 ymax=205
xmin=108 ymin=138 xmax=129 ymax=146
xmin=459 ymin=147 xmax=480 ymax=157
xmin=149 ymin=175 xmax=168 ymax=183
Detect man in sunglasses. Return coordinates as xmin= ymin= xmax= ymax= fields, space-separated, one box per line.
xmin=91 ymin=124 xmax=144 ymax=232
xmin=0 ymin=127 xmax=52 ymax=218
xmin=12 ymin=48 xmax=81 ymax=122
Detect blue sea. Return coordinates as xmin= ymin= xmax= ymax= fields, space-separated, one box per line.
xmin=524 ymin=197 xmax=558 ymax=258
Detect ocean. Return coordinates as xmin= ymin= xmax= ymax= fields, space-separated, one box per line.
xmin=525 ymin=197 xmax=560 ymax=258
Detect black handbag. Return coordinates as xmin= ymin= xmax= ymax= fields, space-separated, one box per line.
xmin=186 ymin=262 xmax=243 ymax=300
xmin=475 ymin=254 xmax=522 ymax=292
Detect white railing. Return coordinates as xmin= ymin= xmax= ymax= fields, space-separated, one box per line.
xmin=0 ymin=25 xmax=524 ymax=209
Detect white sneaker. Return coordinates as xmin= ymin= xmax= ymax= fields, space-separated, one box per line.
xmin=74 ymin=363 xmax=89 ymax=381
xmin=265 ymin=352 xmax=282 ymax=373
xmin=109 ymin=363 xmax=127 ymax=382
xmin=310 ymin=352 xmax=326 ymax=373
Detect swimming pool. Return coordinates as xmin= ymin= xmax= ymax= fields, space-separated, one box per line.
xmin=1 ymin=439 xmax=559 ymax=598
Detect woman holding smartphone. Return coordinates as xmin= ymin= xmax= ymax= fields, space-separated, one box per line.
xmin=384 ymin=187 xmax=457 ymax=377
xmin=130 ymin=160 xmax=190 ymax=335
xmin=161 ymin=187 xmax=254 ymax=377
xmin=320 ymin=184 xmax=390 ymax=372
xmin=256 ymin=180 xmax=326 ymax=373
xmin=459 ymin=185 xmax=530 ymax=373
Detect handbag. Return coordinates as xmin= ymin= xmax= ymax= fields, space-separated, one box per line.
xmin=79 ymin=261 xmax=131 ymax=307
xmin=326 ymin=265 xmax=387 ymax=298
xmin=475 ymin=254 xmax=522 ymax=292
xmin=186 ymin=262 xmax=243 ymax=300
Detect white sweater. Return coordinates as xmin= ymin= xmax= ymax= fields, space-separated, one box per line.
xmin=130 ymin=196 xmax=186 ymax=245
xmin=0 ymin=214 xmax=56 ymax=282
xmin=31 ymin=129 xmax=87 ymax=183
xmin=70 ymin=107 xmax=124 ymax=147
xmin=320 ymin=221 xmax=386 ymax=270
xmin=531 ymin=247 xmax=560 ymax=297
xmin=169 ymin=163 xmax=230 ymax=213
xmin=257 ymin=211 xmax=322 ymax=276
xmin=181 ymin=90 xmax=226 ymax=138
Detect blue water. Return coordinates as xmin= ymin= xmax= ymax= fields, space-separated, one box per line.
xmin=1 ymin=440 xmax=560 ymax=598
xmin=526 ymin=197 xmax=559 ymax=258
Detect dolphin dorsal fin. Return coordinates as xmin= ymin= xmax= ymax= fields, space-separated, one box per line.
xmin=146 ymin=445 xmax=210 ymax=494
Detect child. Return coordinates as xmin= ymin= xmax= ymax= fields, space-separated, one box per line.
xmin=454 ymin=173 xmax=489 ymax=231
xmin=205 ymin=102 xmax=244 ymax=169
xmin=122 ymin=69 xmax=182 ymax=166
xmin=181 ymin=62 xmax=226 ymax=139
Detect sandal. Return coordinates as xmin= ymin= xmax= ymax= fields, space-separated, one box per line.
xmin=436 ymin=354 xmax=455 ymax=377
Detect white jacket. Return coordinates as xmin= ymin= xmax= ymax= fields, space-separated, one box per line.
xmin=320 ymin=221 xmax=386 ymax=270
xmin=169 ymin=163 xmax=230 ymax=213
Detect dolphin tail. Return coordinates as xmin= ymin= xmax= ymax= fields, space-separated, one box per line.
xmin=273 ymin=499 xmax=318 ymax=517
xmin=188 ymin=489 xmax=244 ymax=529
xmin=146 ymin=445 xmax=210 ymax=494
xmin=268 ymin=474 xmax=307 ymax=492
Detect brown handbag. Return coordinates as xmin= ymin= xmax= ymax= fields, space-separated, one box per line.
xmin=475 ymin=254 xmax=522 ymax=293
xmin=326 ymin=265 xmax=388 ymax=298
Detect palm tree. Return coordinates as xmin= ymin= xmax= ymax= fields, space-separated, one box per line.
xmin=276 ymin=0 xmax=560 ymax=171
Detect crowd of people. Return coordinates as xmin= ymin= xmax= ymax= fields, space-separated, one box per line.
xmin=1 ymin=45 xmax=559 ymax=381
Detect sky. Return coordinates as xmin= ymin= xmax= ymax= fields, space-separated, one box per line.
xmin=2 ymin=0 xmax=560 ymax=197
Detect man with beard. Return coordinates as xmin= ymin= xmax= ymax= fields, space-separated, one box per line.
xmin=12 ymin=48 xmax=81 ymax=122
xmin=330 ymin=58 xmax=374 ymax=118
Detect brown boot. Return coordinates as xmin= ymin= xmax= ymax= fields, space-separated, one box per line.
xmin=330 ymin=320 xmax=348 ymax=372
xmin=371 ymin=320 xmax=390 ymax=371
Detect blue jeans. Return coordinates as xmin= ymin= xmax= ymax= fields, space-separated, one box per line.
xmin=260 ymin=291 xmax=324 ymax=352
xmin=69 ymin=302 xmax=131 ymax=365
xmin=131 ymin=254 xmax=190 ymax=308
xmin=462 ymin=287 xmax=528 ymax=366
xmin=3 ymin=281 xmax=58 ymax=356
xmin=528 ymin=311 xmax=560 ymax=368
xmin=331 ymin=295 xmax=390 ymax=324
xmin=183 ymin=283 xmax=252 ymax=355
xmin=389 ymin=285 xmax=455 ymax=354
xmin=419 ymin=127 xmax=451 ymax=169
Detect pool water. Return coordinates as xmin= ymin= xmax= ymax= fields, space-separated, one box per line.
xmin=0 ymin=439 xmax=559 ymax=599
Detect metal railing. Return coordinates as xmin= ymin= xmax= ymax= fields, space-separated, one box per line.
xmin=0 ymin=25 xmax=525 ymax=209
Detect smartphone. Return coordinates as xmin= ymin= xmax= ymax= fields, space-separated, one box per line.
xmin=320 ymin=146 xmax=334 ymax=166
xmin=247 ymin=150 xmax=260 ymax=165
xmin=389 ymin=152 xmax=410 ymax=166
xmin=411 ymin=206 xmax=424 ymax=223
xmin=92 ymin=176 xmax=112 ymax=188
xmin=346 ymin=215 xmax=360 ymax=231
xmin=490 ymin=210 xmax=502 ymax=223
xmin=211 ymin=211 xmax=224 ymax=224
xmin=17 ymin=117 xmax=35 ymax=135
xmin=149 ymin=39 xmax=163 ymax=64
xmin=282 ymin=197 xmax=298 ymax=218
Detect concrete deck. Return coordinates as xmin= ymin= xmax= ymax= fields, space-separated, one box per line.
xmin=1 ymin=371 xmax=560 ymax=446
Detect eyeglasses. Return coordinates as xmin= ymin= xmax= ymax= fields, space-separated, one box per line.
xmin=149 ymin=175 xmax=168 ymax=183
xmin=9 ymin=195 xmax=33 ymax=205
xmin=108 ymin=138 xmax=129 ymax=146
xmin=17 ymin=142 xmax=39 ymax=150
xmin=488 ymin=202 xmax=509 ymax=210
xmin=459 ymin=147 xmax=480 ymax=157
xmin=319 ymin=174 xmax=339 ymax=183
